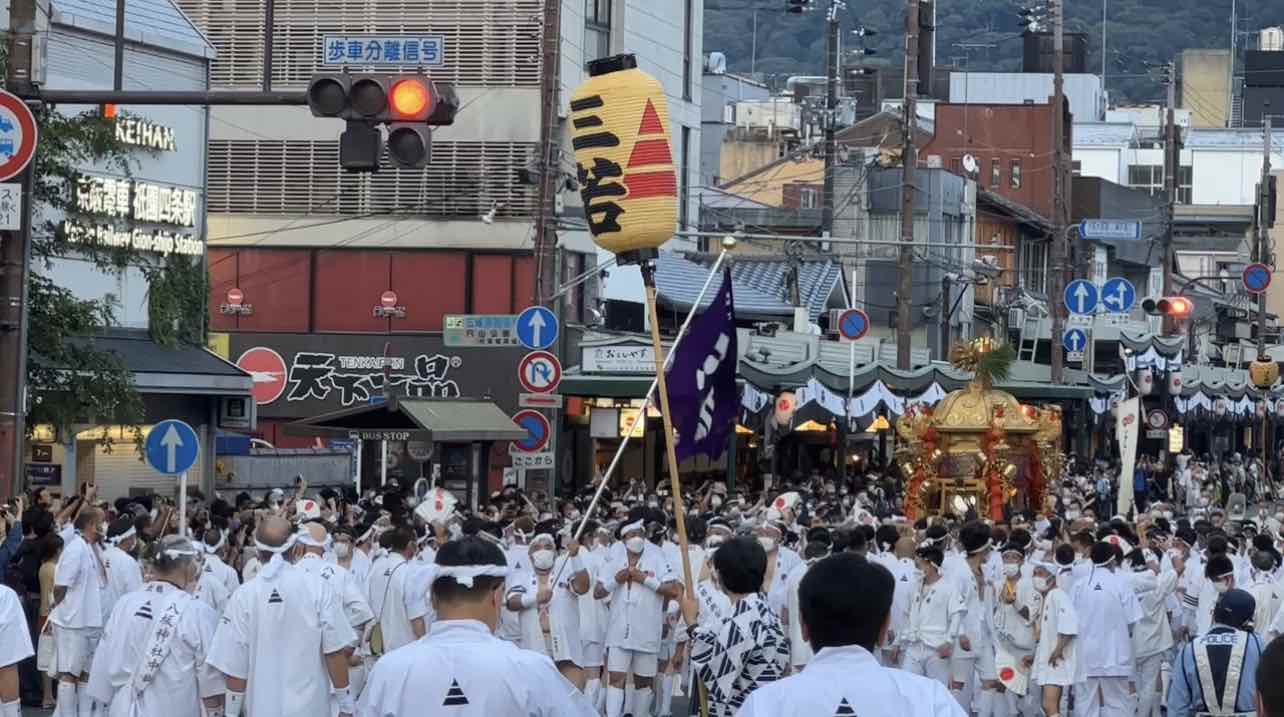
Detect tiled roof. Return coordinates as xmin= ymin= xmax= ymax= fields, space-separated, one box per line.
xmin=655 ymin=252 xmax=843 ymax=322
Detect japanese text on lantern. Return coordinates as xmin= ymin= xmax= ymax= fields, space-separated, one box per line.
xmin=570 ymin=94 xmax=625 ymax=237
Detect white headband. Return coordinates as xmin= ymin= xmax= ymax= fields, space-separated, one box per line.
xmin=531 ymin=532 xmax=556 ymax=547
xmin=108 ymin=527 xmax=137 ymax=545
xmin=621 ymin=519 xmax=645 ymax=535
xmin=295 ymin=529 xmax=331 ymax=550
xmin=202 ymin=531 xmax=226 ymax=554
xmin=967 ymin=539 xmax=993 ymax=555
xmin=433 ymin=564 xmax=511 ymax=588
xmin=162 ymin=546 xmax=199 ymax=560
xmin=255 ymin=534 xmax=299 ymax=581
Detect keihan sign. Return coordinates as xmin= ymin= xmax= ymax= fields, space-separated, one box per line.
xmin=115 ymin=117 xmax=177 ymax=152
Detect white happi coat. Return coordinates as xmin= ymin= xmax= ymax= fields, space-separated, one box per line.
xmin=203 ymin=553 xmax=241 ymax=597
xmin=366 ymin=553 xmax=429 ymax=653
xmin=737 ymin=644 xmax=967 ymax=717
xmin=597 ymin=543 xmax=676 ymax=654
xmin=0 ymin=584 xmax=33 ymax=668
xmin=51 ymin=529 xmax=106 ymax=630
xmin=207 ymin=560 xmax=356 ymax=716
xmin=101 ymin=545 xmax=143 ymax=621
xmin=195 ymin=570 xmax=231 ymax=615
xmin=357 ymin=619 xmax=599 ymax=717
xmin=86 ymin=582 xmax=224 ymax=717
xmin=508 ymin=555 xmax=586 ymax=665
xmin=1070 ymin=566 xmax=1142 ymax=680
xmin=298 ymin=554 xmax=374 ymax=636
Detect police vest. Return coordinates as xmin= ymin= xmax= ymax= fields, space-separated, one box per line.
xmin=1192 ymin=630 xmax=1254 ymax=717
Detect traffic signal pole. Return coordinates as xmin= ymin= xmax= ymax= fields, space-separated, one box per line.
xmin=0 ymin=0 xmax=37 ymax=498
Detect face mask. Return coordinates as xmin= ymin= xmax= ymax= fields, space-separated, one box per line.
xmin=711 ymin=497 xmax=722 ymax=509
xmin=1215 ymin=579 xmax=1232 ymax=594
xmin=1033 ymin=576 xmax=1052 ymax=592
xmin=334 ymin=542 xmax=352 ymax=559
xmin=1003 ymin=564 xmax=1020 ymax=578
xmin=532 ymin=549 xmax=555 ymax=571
xmin=626 ymin=537 xmax=646 ymax=554
xmin=567 ymin=510 xmax=581 ymax=521
xmin=1163 ymin=511 xmax=1174 ymax=520
xmin=1066 ymin=511 xmax=1080 ymax=521
xmin=759 ymin=537 xmax=777 ymax=553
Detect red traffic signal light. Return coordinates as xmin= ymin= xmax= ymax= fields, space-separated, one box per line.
xmin=389 ymin=78 xmax=433 ymax=120
xmin=1142 ymin=296 xmax=1193 ymax=318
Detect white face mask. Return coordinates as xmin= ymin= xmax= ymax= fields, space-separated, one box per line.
xmin=334 ymin=542 xmax=352 ymax=559
xmin=1066 ymin=510 xmax=1080 ymax=521
xmin=1215 ymin=579 xmax=1232 ymax=594
xmin=1032 ymin=576 xmax=1052 ymax=592
xmin=1003 ymin=563 xmax=1021 ymax=578
xmin=625 ymin=537 xmax=646 ymax=554
xmin=758 ymin=537 xmax=778 ymax=554
xmin=532 ymin=549 xmax=555 ymax=571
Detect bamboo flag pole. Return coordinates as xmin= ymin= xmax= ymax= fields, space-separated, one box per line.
xmin=640 ymin=260 xmax=696 ymax=601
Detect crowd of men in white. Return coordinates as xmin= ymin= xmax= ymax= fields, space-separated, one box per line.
xmin=0 ymin=490 xmax=1282 ymax=717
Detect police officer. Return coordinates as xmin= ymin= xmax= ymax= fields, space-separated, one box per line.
xmin=1167 ymin=589 xmax=1266 ymax=717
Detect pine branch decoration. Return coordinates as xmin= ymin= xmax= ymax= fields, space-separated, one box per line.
xmin=950 ymin=338 xmax=1015 ymax=389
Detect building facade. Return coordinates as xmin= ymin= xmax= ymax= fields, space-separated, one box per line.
xmin=176 ymin=0 xmax=702 ymax=493
xmin=25 ymin=0 xmax=254 ymax=501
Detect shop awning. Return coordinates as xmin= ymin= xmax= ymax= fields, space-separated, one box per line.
xmin=63 ymin=330 xmax=252 ymax=396
xmin=285 ymin=397 xmax=526 ymax=443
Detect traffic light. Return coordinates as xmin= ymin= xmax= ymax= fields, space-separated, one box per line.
xmin=306 ymin=73 xmax=460 ymax=171
xmin=785 ymin=0 xmax=810 ymax=13
xmin=1142 ymin=296 xmax=1193 ymax=320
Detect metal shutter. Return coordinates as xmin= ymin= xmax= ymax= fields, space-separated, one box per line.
xmin=91 ymin=443 xmax=204 ymax=503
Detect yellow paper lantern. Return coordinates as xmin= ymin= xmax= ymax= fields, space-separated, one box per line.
xmin=569 ymin=55 xmax=677 ymax=264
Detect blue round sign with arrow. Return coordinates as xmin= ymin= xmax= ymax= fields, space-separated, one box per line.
xmin=1101 ymin=277 xmax=1136 ymax=314
xmin=515 ymin=306 xmax=558 ymax=350
xmin=144 ymin=419 xmax=200 ymax=476
xmin=1063 ymin=328 xmax=1087 ymax=354
xmin=1064 ymin=279 xmax=1098 ymax=315
xmin=1243 ymin=262 xmax=1271 ymax=294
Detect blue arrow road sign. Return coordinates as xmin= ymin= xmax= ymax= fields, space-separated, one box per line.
xmin=144 ymin=419 xmax=199 ymax=475
xmin=1064 ymin=279 xmax=1098 ymax=315
xmin=1101 ymin=277 xmax=1136 ymax=314
xmin=515 ymin=306 xmax=558 ymax=350
xmin=1063 ymin=328 xmax=1087 ymax=353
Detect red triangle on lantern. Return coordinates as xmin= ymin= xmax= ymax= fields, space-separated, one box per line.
xmin=627 ymin=139 xmax=672 ymax=168
xmin=638 ymin=99 xmax=664 ymax=135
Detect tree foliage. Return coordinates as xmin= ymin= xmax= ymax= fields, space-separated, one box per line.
xmin=26 ymin=104 xmax=205 ymax=435
xmin=705 ymin=0 xmax=1274 ymax=104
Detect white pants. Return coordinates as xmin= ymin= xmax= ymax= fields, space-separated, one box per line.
xmin=902 ymin=642 xmax=950 ymax=689
xmin=1135 ymin=653 xmax=1164 ymax=717
xmin=1073 ymin=676 xmax=1135 ymax=717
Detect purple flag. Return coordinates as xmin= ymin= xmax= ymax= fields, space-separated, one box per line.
xmin=666 ymin=269 xmax=738 ymax=462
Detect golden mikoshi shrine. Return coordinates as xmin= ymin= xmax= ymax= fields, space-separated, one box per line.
xmin=895 ymin=338 xmax=1065 ymax=520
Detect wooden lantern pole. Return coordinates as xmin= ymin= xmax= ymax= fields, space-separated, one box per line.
xmin=640 ymin=260 xmax=696 ymax=599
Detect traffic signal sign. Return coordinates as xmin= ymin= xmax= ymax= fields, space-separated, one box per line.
xmin=786 ymin=0 xmax=810 ymax=13
xmin=307 ymin=73 xmax=459 ymax=171
xmin=1142 ymin=296 xmax=1193 ymax=319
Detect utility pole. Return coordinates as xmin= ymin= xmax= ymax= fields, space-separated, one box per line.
xmin=1257 ymin=115 xmax=1272 ymax=356
xmin=1163 ymin=61 xmax=1178 ymax=333
xmin=896 ymin=0 xmax=919 ymax=371
xmin=820 ymin=2 xmax=841 ymax=241
xmin=1049 ymin=0 xmax=1068 ymax=383
xmin=533 ymin=0 xmax=561 ymax=305
xmin=0 ymin=0 xmax=37 ymax=497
